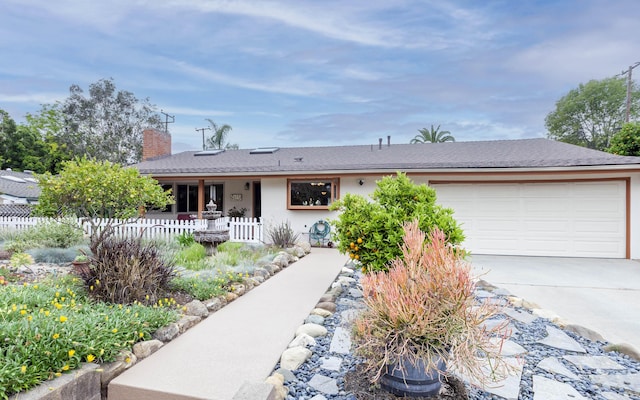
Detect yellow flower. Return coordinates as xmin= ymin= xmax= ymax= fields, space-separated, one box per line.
xmin=90 ymin=285 xmax=94 ymax=291
xmin=138 ymin=332 xmax=144 ymax=338
xmin=62 ymin=365 xmax=69 ymax=371
xmin=125 ymin=356 xmax=131 ymax=363
xmin=68 ymin=349 xmax=75 ymax=357
xmin=52 ymin=333 xmax=60 ymax=339
xmin=27 ymin=315 xmax=33 ymax=322
xmin=20 ymin=309 xmax=26 ymax=315
xmin=21 ymin=365 xmax=27 ymax=374
xmin=112 ymin=328 xmax=118 ymax=333
xmin=86 ymin=354 xmax=96 ymax=363
xmin=54 ymin=303 xmax=62 ymax=310
xmin=55 ymin=372 xmax=61 ymax=377
xmin=44 ymin=310 xmax=50 ymax=316
xmin=59 ymin=316 xmax=67 ymax=323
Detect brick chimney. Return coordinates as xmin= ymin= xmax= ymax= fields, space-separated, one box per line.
xmin=142 ymin=129 xmax=171 ymax=161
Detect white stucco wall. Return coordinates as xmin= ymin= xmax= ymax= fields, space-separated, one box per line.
xmin=260 ymin=176 xmax=387 ymax=243
xmin=148 ymin=171 xmax=639 ymax=257
xmin=630 ymin=174 xmax=640 ymax=259
xmin=223 ymin=180 xmax=253 ymax=217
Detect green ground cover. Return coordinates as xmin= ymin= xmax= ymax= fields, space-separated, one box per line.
xmin=0 ymin=225 xmax=279 ymax=399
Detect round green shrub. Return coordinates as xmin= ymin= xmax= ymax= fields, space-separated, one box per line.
xmin=329 ymin=172 xmax=464 ymax=273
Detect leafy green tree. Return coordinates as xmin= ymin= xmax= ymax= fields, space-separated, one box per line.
xmin=23 ymin=104 xmax=74 ymax=173
xmin=608 ymin=122 xmax=640 ymax=156
xmin=59 ymin=78 xmax=164 ymax=164
xmin=0 ymin=108 xmax=17 ymax=167
xmin=545 ymin=77 xmax=639 ymax=151
xmin=34 ymin=157 xmax=174 ymax=251
xmin=205 ymin=118 xmax=238 ymax=150
xmin=3 ymin=125 xmax=49 ymax=172
xmin=410 ymin=125 xmax=455 ymax=143
xmin=329 ymin=173 xmax=464 ymax=273
xmin=0 ymin=108 xmax=52 ymax=172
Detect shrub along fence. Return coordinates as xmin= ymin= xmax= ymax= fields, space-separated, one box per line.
xmin=0 ymin=216 xmax=264 ymax=243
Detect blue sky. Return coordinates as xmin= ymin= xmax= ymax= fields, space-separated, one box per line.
xmin=1 ymin=1 xmax=638 ymax=153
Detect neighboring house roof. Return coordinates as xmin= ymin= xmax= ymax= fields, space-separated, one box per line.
xmin=135 ymin=138 xmax=640 ymax=176
xmin=0 ymin=170 xmax=40 ymax=202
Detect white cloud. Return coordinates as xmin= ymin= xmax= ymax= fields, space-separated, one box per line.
xmin=0 ymin=92 xmax=65 ymax=105
xmin=158 ymin=0 xmax=408 ymax=48
xmin=156 ymin=105 xmax=234 ymax=118
xmin=168 ymin=59 xmax=336 ymax=97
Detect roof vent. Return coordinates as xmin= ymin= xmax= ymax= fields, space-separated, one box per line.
xmin=250 ymin=147 xmax=280 ymax=154
xmin=194 ymin=149 xmax=225 ymax=156
xmin=294 ymin=157 xmax=303 ymax=162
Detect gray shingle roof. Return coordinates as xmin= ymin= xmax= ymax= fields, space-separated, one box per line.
xmin=134 ymin=138 xmax=640 ymax=176
xmin=0 ymin=170 xmax=40 ymax=200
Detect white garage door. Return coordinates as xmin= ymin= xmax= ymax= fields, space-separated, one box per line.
xmin=432 ymin=181 xmax=626 ymax=258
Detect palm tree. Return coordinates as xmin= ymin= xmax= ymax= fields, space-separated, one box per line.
xmin=205 ymin=118 xmax=238 ymax=150
xmin=410 ymin=125 xmax=455 ymax=143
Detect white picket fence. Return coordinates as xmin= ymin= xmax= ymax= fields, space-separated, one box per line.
xmin=0 ymin=216 xmax=264 ymax=244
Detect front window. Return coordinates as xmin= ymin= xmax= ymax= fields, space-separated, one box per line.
xmin=288 ymin=178 xmax=339 ymax=209
xmin=176 ymin=183 xmax=224 ymax=213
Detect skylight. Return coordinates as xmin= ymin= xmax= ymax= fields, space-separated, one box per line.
xmin=250 ymin=147 xmax=280 ymax=154
xmin=194 ymin=149 xmax=225 ymax=156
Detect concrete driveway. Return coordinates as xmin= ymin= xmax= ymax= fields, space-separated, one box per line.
xmin=470 ymin=255 xmax=640 ymax=352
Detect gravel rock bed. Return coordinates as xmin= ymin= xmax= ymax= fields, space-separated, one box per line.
xmin=274 ymin=265 xmax=640 ymax=400
xmin=472 ymin=315 xmax=640 ymax=400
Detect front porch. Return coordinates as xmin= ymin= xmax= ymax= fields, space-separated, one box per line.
xmin=148 ymin=178 xmax=261 ymax=221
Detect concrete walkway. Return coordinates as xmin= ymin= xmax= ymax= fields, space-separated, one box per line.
xmin=109 ymin=248 xmax=348 ymax=400
xmin=471 ymin=255 xmax=640 ymax=352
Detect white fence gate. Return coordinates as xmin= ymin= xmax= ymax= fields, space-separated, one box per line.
xmin=0 ymin=216 xmax=263 ymax=244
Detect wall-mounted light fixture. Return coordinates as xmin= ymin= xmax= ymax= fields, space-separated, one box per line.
xmin=244 ymin=182 xmax=250 ymax=190
xmin=358 ymin=179 xmax=365 ymax=186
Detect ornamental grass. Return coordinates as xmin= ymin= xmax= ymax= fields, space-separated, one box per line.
xmin=354 ymin=220 xmax=511 ymax=386
xmin=0 ymin=275 xmax=178 ymax=399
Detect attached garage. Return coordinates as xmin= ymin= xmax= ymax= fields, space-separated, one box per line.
xmin=432 ymin=180 xmax=627 ymax=258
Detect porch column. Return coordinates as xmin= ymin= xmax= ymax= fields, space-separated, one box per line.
xmin=198 ymin=179 xmax=205 ymax=219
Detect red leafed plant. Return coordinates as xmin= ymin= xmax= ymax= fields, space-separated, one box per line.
xmin=353 ymin=220 xmax=511 ymax=385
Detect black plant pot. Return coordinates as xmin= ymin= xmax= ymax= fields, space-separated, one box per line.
xmin=380 ymin=355 xmax=446 ymax=398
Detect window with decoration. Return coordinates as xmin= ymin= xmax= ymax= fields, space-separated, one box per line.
xmin=288 ymin=178 xmax=339 ymax=209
